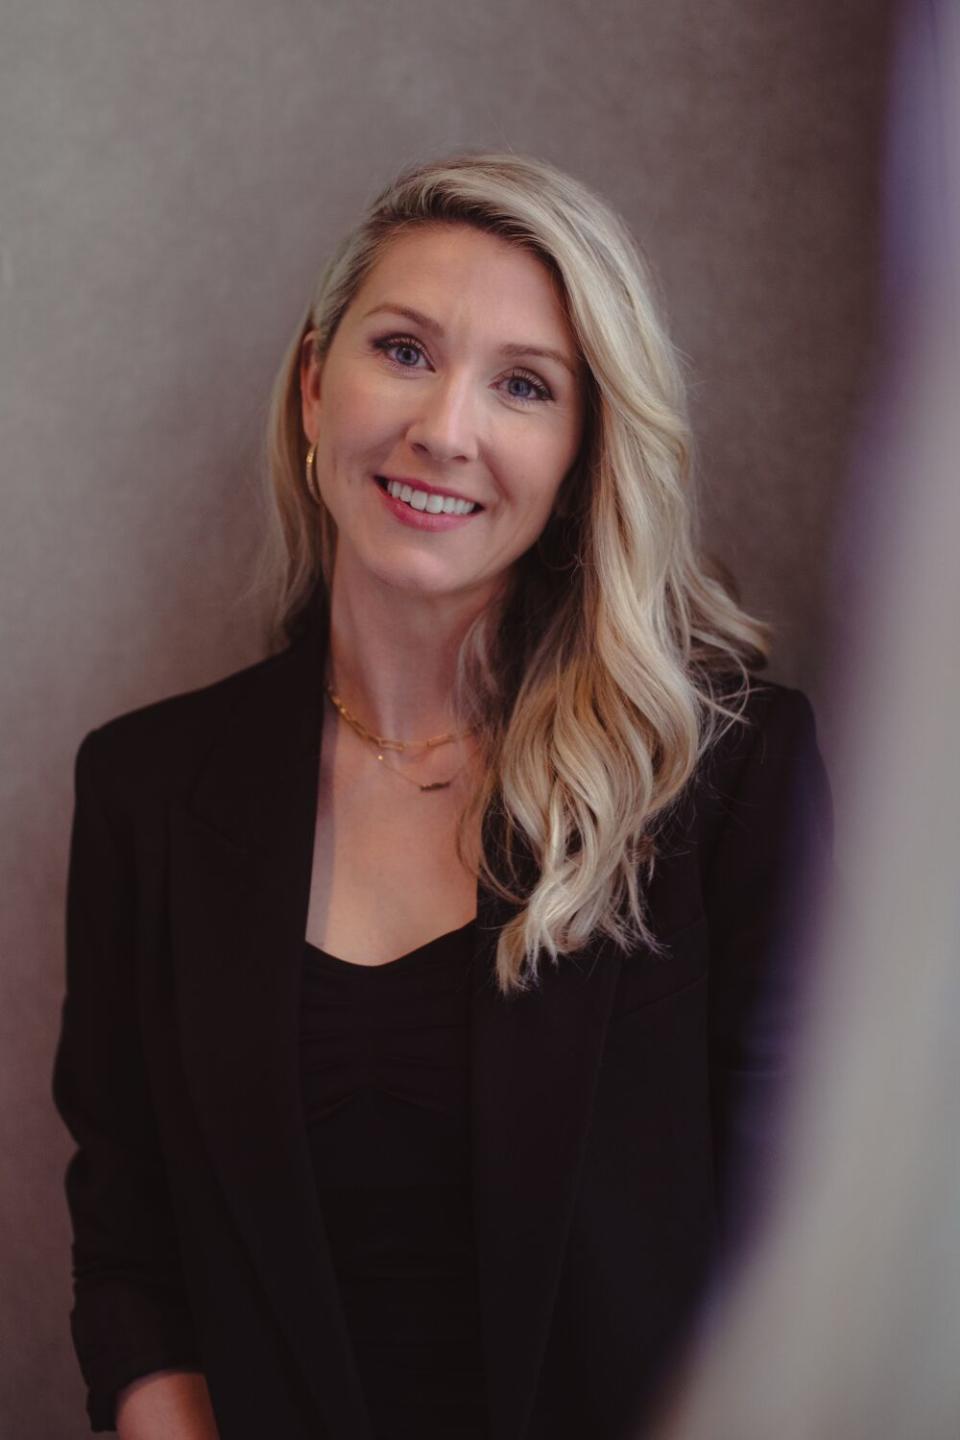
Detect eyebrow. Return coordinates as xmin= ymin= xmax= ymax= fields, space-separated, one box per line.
xmin=361 ymin=302 xmax=580 ymax=379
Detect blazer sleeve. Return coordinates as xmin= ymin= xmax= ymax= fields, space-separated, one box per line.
xmin=704 ymin=685 xmax=836 ymax=1264
xmin=52 ymin=729 xmax=203 ymax=1432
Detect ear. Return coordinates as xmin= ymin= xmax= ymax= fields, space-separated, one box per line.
xmin=300 ymin=330 xmax=323 ymax=441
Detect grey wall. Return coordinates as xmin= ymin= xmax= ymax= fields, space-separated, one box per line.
xmin=1 ymin=1 xmax=893 ymax=1432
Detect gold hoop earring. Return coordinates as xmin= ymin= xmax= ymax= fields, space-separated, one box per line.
xmin=305 ymin=441 xmax=321 ymax=505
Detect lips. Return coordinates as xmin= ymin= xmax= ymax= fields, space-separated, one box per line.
xmin=373 ymin=475 xmax=482 ymax=531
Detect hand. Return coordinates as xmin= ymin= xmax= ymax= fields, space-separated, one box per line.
xmin=116 ymin=1370 xmax=220 ymax=1439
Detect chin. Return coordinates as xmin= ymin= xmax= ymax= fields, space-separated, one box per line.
xmin=383 ymin=568 xmax=476 ymax=599
xmin=373 ymin=554 xmax=497 ymax=603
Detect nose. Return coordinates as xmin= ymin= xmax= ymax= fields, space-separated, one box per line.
xmin=404 ymin=373 xmax=480 ymax=465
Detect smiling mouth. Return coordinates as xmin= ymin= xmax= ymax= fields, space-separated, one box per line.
xmin=374 ymin=476 xmax=481 ymax=516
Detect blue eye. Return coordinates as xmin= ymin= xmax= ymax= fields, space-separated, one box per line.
xmin=374 ymin=329 xmax=428 ymax=365
xmin=372 ymin=333 xmax=553 ymax=405
xmin=376 ymin=336 xmax=425 ymax=368
xmin=504 ymin=373 xmax=551 ymax=404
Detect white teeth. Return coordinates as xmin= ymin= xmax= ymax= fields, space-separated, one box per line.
xmin=384 ymin=479 xmax=477 ymax=515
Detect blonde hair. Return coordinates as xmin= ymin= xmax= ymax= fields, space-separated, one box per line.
xmin=254 ymin=148 xmax=773 ymax=995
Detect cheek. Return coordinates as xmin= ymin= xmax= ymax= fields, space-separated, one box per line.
xmin=508 ymin=446 xmax=571 ymax=525
xmin=321 ymin=377 xmax=392 ymax=457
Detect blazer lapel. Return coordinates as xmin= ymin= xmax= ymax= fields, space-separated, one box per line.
xmin=169 ymin=610 xmax=376 ymax=1437
xmin=168 ymin=595 xmax=623 ymax=1440
xmin=471 ymin=876 xmax=623 ymax=1439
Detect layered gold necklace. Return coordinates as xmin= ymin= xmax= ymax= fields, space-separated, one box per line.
xmin=324 ymin=683 xmax=476 ymax=792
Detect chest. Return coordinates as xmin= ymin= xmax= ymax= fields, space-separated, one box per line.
xmin=304 ymin=719 xmax=481 ymax=966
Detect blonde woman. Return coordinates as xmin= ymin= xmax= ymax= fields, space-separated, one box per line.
xmin=53 ymin=151 xmax=833 ymax=1440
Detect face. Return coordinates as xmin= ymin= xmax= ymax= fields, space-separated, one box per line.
xmin=300 ymin=223 xmax=586 ymax=609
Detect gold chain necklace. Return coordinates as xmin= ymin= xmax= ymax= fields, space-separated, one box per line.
xmin=324 ymin=683 xmax=476 ymax=793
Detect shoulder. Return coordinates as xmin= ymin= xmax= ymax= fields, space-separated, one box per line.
xmin=702 ymin=673 xmax=823 ymax=785
xmin=74 ymin=644 xmax=299 ymax=821
xmin=664 ymin=672 xmax=830 ymax=853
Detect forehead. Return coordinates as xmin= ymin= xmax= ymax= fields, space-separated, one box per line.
xmin=351 ymin=223 xmax=576 ymax=346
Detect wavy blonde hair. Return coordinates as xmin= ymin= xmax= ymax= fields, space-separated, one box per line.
xmin=252 ymin=148 xmax=773 ymax=995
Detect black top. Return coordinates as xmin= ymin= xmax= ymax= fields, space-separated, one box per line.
xmin=299 ymin=919 xmax=489 ymax=1440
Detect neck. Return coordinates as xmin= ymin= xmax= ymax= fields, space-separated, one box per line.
xmin=323 ymin=549 xmax=501 ymax=742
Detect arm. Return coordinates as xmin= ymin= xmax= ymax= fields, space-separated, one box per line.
xmin=704 ymin=685 xmax=836 ymax=1263
xmin=52 ymin=729 xmax=211 ymax=1433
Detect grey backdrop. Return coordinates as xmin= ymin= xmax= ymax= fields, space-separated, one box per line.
xmin=1 ymin=1 xmax=894 ymax=1433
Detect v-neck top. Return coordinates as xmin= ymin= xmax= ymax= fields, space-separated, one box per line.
xmin=298 ymin=918 xmax=489 ymax=1439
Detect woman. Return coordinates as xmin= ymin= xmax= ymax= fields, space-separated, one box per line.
xmin=53 ymin=151 xmax=834 ymax=1440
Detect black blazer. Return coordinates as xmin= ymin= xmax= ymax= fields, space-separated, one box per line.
xmin=53 ymin=604 xmax=834 ymax=1440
